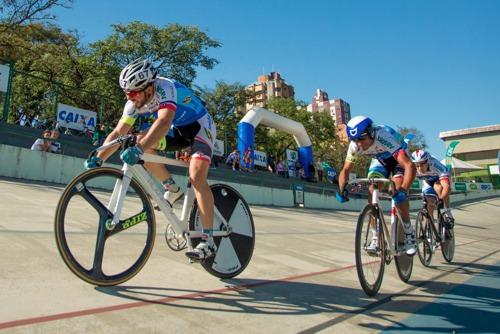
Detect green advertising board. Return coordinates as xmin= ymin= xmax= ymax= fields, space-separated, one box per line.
xmin=454 ymin=182 xmax=467 ymax=191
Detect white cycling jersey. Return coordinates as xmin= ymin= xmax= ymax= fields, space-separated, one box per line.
xmin=417 ymin=156 xmax=449 ymax=182
xmin=346 ymin=125 xmax=405 ymax=163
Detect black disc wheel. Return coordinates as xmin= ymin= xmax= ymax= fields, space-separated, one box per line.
xmin=355 ymin=204 xmax=385 ymax=296
xmin=189 ymin=184 xmax=255 ymax=279
xmin=54 ymin=167 xmax=156 ymax=286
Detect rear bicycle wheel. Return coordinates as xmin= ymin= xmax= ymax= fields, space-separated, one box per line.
xmin=416 ymin=210 xmax=433 ymax=267
xmin=54 ymin=167 xmax=156 ymax=286
xmin=355 ymin=204 xmax=385 ymax=296
xmin=394 ymin=217 xmax=413 ymax=282
xmin=440 ymin=218 xmax=455 ymax=263
xmin=189 ymin=184 xmax=255 ymax=278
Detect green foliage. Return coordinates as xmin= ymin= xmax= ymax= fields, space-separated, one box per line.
xmin=1 ymin=20 xmax=221 ymax=126
xmin=194 ymin=81 xmax=249 ymax=153
xmin=397 ymin=126 xmax=428 ymax=152
xmin=90 ymin=21 xmax=221 ymax=87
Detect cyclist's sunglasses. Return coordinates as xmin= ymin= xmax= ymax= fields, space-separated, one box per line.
xmin=353 ymin=134 xmax=370 ymax=142
xmin=124 ymin=89 xmax=143 ymax=98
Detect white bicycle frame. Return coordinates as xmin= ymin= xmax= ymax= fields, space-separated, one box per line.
xmin=96 ymin=137 xmax=231 ymax=252
xmin=351 ymin=178 xmax=406 ymax=256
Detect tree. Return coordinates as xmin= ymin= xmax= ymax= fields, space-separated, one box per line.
xmin=397 ymin=126 xmax=428 ymax=152
xmin=194 ymin=81 xmax=249 ymax=153
xmin=0 ymin=0 xmax=72 ymax=30
xmin=0 ymin=20 xmax=222 ymax=126
xmin=89 ymin=21 xmax=221 ymax=87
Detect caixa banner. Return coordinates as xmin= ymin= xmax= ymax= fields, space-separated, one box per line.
xmin=57 ymin=103 xmax=96 ymax=132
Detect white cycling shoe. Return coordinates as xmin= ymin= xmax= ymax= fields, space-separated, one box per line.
xmin=404 ymin=228 xmax=417 ymax=256
xmin=185 ymin=241 xmax=217 ymax=261
xmin=366 ymin=236 xmax=379 ymax=253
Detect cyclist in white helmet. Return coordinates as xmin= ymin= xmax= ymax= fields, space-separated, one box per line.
xmin=411 ymin=149 xmax=454 ymax=227
xmin=336 ymin=116 xmax=417 ymax=256
xmin=84 ymin=58 xmax=218 ymax=261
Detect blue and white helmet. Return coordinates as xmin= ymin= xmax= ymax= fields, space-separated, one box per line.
xmin=411 ymin=149 xmax=430 ymax=163
xmin=346 ymin=116 xmax=373 ymax=140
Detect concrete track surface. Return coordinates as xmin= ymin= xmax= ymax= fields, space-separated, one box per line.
xmin=0 ymin=178 xmax=499 ymax=333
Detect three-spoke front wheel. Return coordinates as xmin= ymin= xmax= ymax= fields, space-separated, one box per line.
xmin=54 ymin=167 xmax=156 ymax=286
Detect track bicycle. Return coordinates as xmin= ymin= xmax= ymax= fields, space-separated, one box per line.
xmin=54 ymin=134 xmax=255 ymax=286
xmin=415 ymin=193 xmax=455 ymax=266
xmin=348 ymin=178 xmax=415 ymax=296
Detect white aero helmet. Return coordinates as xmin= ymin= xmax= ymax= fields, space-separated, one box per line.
xmin=411 ymin=149 xmax=430 ymax=163
xmin=119 ymin=58 xmax=157 ymax=91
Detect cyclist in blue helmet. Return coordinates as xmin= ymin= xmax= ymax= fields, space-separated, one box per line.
xmin=336 ymin=116 xmax=417 ymax=256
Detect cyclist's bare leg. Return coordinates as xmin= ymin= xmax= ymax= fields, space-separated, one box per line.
xmin=393 ymin=176 xmax=410 ymax=222
xmin=426 ymin=195 xmax=437 ymax=220
xmin=189 ymin=158 xmax=214 ymax=230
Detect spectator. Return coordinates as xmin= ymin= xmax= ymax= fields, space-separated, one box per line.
xmin=31 ymin=130 xmax=52 ymax=152
xmin=19 ymin=113 xmax=29 ymax=127
xmin=268 ymin=154 xmax=276 ymax=173
xmin=50 ymin=130 xmax=62 ymax=154
xmin=316 ymin=159 xmax=324 ymax=182
xmin=82 ymin=126 xmax=93 ymax=139
xmin=92 ymin=124 xmax=107 ymax=147
xmin=277 ymin=159 xmax=285 ymax=177
xmin=225 ymin=149 xmax=240 ymax=171
xmin=307 ymin=162 xmax=316 ymax=182
xmin=243 ymin=146 xmax=253 ymax=172
xmin=295 ymin=160 xmax=302 ymax=178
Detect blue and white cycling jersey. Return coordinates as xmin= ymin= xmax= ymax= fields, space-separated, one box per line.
xmin=346 ymin=125 xmax=406 ymax=163
xmin=120 ymin=77 xmax=207 ymax=131
xmin=416 ymin=156 xmax=450 ymax=183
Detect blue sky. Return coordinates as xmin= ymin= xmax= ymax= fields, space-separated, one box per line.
xmin=53 ymin=0 xmax=500 ymax=158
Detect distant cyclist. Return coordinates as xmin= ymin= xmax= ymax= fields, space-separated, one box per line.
xmin=336 ymin=116 xmax=417 ymax=255
xmin=411 ymin=149 xmax=454 ymax=227
xmin=84 ymin=58 xmax=217 ymax=261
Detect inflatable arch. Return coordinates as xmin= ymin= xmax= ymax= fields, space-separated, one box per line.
xmin=237 ymin=107 xmax=314 ymax=177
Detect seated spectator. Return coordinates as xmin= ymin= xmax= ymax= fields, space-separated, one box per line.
xmin=31 ymin=130 xmax=52 ymax=152
xmin=49 ymin=130 xmax=62 ymax=154
xmin=225 ymin=150 xmax=240 ymax=171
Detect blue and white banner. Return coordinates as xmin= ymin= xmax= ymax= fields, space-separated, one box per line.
xmin=57 ymin=103 xmax=96 ymax=132
xmin=253 ymin=150 xmax=268 ymax=167
xmin=286 ymin=149 xmax=298 ymax=177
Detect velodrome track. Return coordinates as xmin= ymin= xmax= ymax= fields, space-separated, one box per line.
xmin=0 ymin=177 xmax=499 ymax=333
